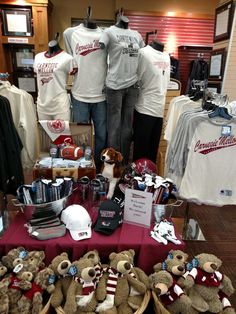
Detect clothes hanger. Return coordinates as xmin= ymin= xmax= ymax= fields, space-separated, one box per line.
xmin=208 ymin=94 xmax=232 ymax=120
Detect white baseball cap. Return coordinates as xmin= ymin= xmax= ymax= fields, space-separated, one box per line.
xmin=61 ymin=204 xmax=92 ymax=241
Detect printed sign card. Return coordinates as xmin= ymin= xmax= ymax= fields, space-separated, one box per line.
xmin=124 ymin=188 xmax=153 ymax=228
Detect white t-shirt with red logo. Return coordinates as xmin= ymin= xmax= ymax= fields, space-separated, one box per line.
xmin=34 ymin=50 xmax=76 ymax=115
xmin=179 ymin=118 xmax=236 ymax=205
xmin=136 ymin=45 xmax=170 ymax=118
xmin=65 ymin=23 xmax=107 ymax=103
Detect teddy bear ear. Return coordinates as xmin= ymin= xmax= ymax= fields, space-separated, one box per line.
xmin=128 ymin=249 xmax=135 ymax=258
xmin=153 ymin=263 xmax=162 ymax=272
xmin=109 ymin=252 xmax=117 ymax=261
xmin=116 ymin=151 xmax=123 ymax=162
xmin=61 ymin=252 xmax=69 ymax=259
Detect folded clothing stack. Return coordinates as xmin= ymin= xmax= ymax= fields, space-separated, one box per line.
xmin=25 ymin=210 xmax=66 ymax=240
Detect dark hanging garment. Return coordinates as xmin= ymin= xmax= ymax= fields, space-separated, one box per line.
xmin=0 ymin=95 xmax=24 ymax=194
xmin=170 ymin=56 xmax=180 ymax=80
xmin=186 ymin=59 xmax=209 ymax=94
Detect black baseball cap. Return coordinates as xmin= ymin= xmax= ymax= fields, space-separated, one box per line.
xmin=94 ymin=200 xmax=123 ymax=235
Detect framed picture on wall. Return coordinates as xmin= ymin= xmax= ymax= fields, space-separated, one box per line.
xmin=213 ymin=1 xmax=234 ymax=42
xmin=1 ymin=8 xmax=33 ymax=37
xmin=209 ymin=49 xmax=226 ymax=81
xmin=11 ymin=45 xmax=35 ymax=72
xmin=207 ymin=81 xmax=222 ymax=94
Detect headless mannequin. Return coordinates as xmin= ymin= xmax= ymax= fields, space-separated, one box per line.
xmin=150 ymin=39 xmax=164 ymax=52
xmin=115 ymin=16 xmax=129 ymax=29
xmin=45 ymin=40 xmax=62 ymax=57
xmin=83 ymin=18 xmax=97 ymax=29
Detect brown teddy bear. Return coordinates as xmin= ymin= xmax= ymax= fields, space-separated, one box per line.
xmin=153 ymin=254 xmax=188 ymax=288
xmin=96 ymin=250 xmax=135 ymax=314
xmin=1 ymin=247 xmax=27 ymax=270
xmin=63 ymin=257 xmax=97 ymax=314
xmin=5 ymin=262 xmax=37 ymax=314
xmin=153 ymin=249 xmax=189 ymax=272
xmin=149 ymin=270 xmax=192 ymax=314
xmin=183 ymin=253 xmax=235 ymax=313
xmin=25 ymin=250 xmax=46 ymax=270
xmin=0 ymin=278 xmax=10 ymax=314
xmin=49 ymin=252 xmax=72 ymax=310
xmin=18 ymin=266 xmax=55 ymax=314
xmin=82 ymin=249 xmax=105 ymax=283
xmin=0 ymin=261 xmax=8 ymax=279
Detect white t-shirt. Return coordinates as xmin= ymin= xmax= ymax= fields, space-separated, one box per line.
xmin=179 ymin=118 xmax=236 ymax=205
xmin=136 ymin=45 xmax=170 ymax=118
xmin=34 ymin=50 xmax=75 ymax=115
xmin=99 ymin=25 xmax=144 ymax=90
xmin=66 ymin=23 xmax=107 ymax=103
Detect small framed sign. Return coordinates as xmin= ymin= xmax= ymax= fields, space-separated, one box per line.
xmin=1 ymin=8 xmax=33 ymax=37
xmin=209 ymin=49 xmax=226 ymax=81
xmin=124 ymin=188 xmax=153 ymax=228
xmin=11 ymin=45 xmax=34 ymax=72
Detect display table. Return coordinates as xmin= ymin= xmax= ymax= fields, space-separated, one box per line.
xmin=0 ymin=208 xmax=185 ymax=274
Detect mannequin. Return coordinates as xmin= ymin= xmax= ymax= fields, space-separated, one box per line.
xmin=115 ymin=15 xmax=129 ymax=29
xmin=133 ymin=42 xmax=170 ymax=163
xmin=63 ymin=7 xmax=107 ymax=171
xmin=45 ymin=39 xmax=62 ymax=57
xmin=99 ymin=15 xmax=144 ymax=164
xmin=34 ymin=38 xmax=76 ymax=121
xmin=83 ymin=18 xmax=97 ymax=29
xmin=150 ymin=39 xmax=164 ymax=52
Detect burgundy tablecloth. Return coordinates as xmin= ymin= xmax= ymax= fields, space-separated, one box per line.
xmin=0 ymin=209 xmax=185 ymax=275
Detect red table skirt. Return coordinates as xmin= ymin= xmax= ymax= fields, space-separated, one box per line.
xmin=0 ymin=210 xmax=185 ymax=275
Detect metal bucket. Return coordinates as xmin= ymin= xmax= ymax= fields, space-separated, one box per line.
xmin=152 ymin=200 xmax=183 ymax=223
xmin=12 ymin=193 xmax=73 ymax=221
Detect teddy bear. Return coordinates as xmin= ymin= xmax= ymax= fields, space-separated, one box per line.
xmin=4 ymin=262 xmax=38 ymax=314
xmin=183 ymin=253 xmax=235 ymax=313
xmin=0 ymin=261 xmax=8 ymax=279
xmin=1 ymin=247 xmax=27 ymax=270
xmin=0 ymin=278 xmax=10 ymax=314
xmin=63 ymin=257 xmax=97 ymax=314
xmin=49 ymin=252 xmax=72 ymax=310
xmin=82 ymin=250 xmax=105 ymax=283
xmin=149 ymin=270 xmax=192 ymax=314
xmin=113 ymin=249 xmax=150 ymax=312
xmin=17 ymin=266 xmax=55 ymax=314
xmin=95 ymin=250 xmax=136 ymax=314
xmin=153 ymin=251 xmax=189 ymax=288
xmin=153 ymin=249 xmax=189 ymax=272
xmin=24 ymin=250 xmax=46 ymax=270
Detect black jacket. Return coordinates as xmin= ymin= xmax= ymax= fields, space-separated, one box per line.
xmin=0 ymin=95 xmax=24 ymax=194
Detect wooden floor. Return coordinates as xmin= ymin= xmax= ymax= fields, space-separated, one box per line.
xmin=1 ymin=170 xmax=236 ymax=310
xmin=182 ymin=202 xmax=236 ymax=308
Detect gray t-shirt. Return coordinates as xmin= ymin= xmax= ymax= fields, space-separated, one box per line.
xmin=99 ymin=25 xmax=144 ymax=90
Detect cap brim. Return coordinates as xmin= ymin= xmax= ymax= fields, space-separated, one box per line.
xmin=69 ymin=228 xmax=92 ymax=241
xmin=94 ymin=219 xmax=120 ymax=235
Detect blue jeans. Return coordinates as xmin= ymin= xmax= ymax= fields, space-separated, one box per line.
xmin=72 ymin=97 xmax=107 ymax=171
xmin=106 ymin=84 xmax=139 ymax=164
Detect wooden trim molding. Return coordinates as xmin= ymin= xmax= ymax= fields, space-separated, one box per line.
xmin=125 ymin=10 xmax=214 ymax=20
